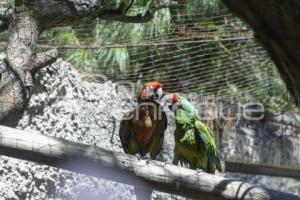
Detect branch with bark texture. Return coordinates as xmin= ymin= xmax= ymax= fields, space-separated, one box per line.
xmin=0 ymin=0 xmax=176 ymax=31
xmin=0 ymin=125 xmax=299 ymax=200
xmin=100 ymin=3 xmax=176 ymax=23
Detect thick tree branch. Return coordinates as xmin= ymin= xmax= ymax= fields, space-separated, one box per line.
xmin=100 ymin=4 xmax=174 ymax=23
xmin=32 ymin=48 xmax=58 ymax=71
xmin=0 ymin=125 xmax=299 ymax=200
xmin=22 ymin=0 xmax=175 ymax=28
xmin=23 ymin=0 xmax=105 ymax=28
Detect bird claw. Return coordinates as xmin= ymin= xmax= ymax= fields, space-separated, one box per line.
xmin=135 ymin=153 xmax=151 ymax=163
xmin=196 ymin=168 xmax=203 ymax=174
xmin=134 ymin=154 xmax=142 ymax=161
xmin=164 ymin=160 xmax=172 ymax=165
xmin=143 ymin=153 xmax=151 ymax=164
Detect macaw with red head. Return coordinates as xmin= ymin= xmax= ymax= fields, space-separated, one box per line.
xmin=138 ymin=82 xmax=164 ymax=103
xmin=119 ymin=82 xmax=167 ymax=160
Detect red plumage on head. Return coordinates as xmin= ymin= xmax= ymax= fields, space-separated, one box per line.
xmin=149 ymin=82 xmax=163 ymax=89
xmin=140 ymin=82 xmax=163 ymax=99
xmin=172 ymin=94 xmax=179 ymax=103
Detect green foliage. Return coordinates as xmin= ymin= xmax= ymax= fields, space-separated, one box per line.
xmin=185 ymin=0 xmax=224 ymax=16
xmin=97 ymin=48 xmax=130 ymax=73
xmin=46 ymin=5 xmax=171 ymax=73
xmin=53 ymin=31 xmax=80 ymax=45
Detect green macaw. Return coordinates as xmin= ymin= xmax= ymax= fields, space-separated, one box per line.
xmin=169 ymin=94 xmax=222 ymax=173
xmin=119 ymin=82 xmax=167 ymax=160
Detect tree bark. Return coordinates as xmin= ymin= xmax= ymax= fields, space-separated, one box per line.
xmin=0 ymin=125 xmax=299 ymax=200
xmin=222 ymin=0 xmax=300 ymax=105
xmin=0 ymin=2 xmax=58 ymax=126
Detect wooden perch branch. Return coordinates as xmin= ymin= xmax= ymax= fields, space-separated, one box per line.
xmin=225 ymin=160 xmax=300 ymax=180
xmin=0 ymin=126 xmax=299 ymax=200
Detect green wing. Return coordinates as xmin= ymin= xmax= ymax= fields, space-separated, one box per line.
xmin=150 ymin=107 xmax=168 ymax=159
xmin=180 ymin=97 xmax=199 ymax=117
xmin=119 ymin=110 xmax=138 ymax=155
xmin=175 ymin=107 xmax=193 ymax=128
xmin=194 ymin=120 xmax=222 ymax=173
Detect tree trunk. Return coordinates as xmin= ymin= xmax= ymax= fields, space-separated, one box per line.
xmin=222 ymin=0 xmax=300 ymax=105
xmin=2 ymin=4 xmax=39 ymax=126
xmin=0 ymin=3 xmax=58 ymax=126
xmin=0 ymin=125 xmax=299 ymax=200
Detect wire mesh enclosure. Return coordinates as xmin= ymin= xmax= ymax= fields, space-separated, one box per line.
xmin=0 ymin=0 xmax=295 ymax=111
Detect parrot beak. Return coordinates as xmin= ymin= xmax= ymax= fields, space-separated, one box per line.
xmin=169 ymin=93 xmax=180 ymax=112
xmin=152 ymin=88 xmax=165 ymax=103
xmin=168 ymin=104 xmax=173 ymax=111
xmin=155 ymin=93 xmax=170 ymax=109
xmin=161 ymin=94 xmax=173 ymax=111
xmin=168 ymin=103 xmax=179 ymax=112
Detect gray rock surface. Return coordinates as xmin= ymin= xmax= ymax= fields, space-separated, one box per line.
xmin=0 ymin=59 xmax=299 ymax=199
xmin=1 ymin=59 xmax=134 ymax=200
